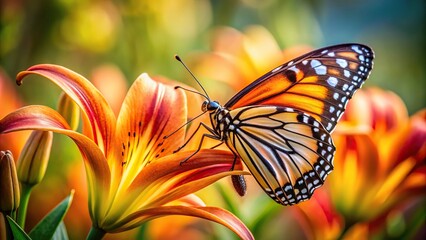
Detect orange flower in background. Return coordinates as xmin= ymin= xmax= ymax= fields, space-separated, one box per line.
xmin=294 ymin=190 xmax=343 ymax=240
xmin=327 ymin=88 xmax=426 ymax=237
xmin=0 ymin=64 xmax=253 ymax=239
xmin=288 ymin=88 xmax=425 ymax=240
xmin=188 ymin=25 xmax=312 ymax=103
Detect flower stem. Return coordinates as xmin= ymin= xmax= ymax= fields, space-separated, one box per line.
xmin=87 ymin=226 xmax=106 ymax=240
xmin=17 ymin=183 xmax=33 ymax=228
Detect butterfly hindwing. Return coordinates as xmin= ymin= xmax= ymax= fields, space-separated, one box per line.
xmin=224 ymin=44 xmax=374 ymax=132
xmin=224 ymin=106 xmax=335 ymax=205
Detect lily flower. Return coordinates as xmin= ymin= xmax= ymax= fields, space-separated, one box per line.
xmin=288 ymin=88 xmax=425 ymax=239
xmin=0 ymin=64 xmax=252 ymax=239
xmin=327 ymin=88 xmax=426 ymax=237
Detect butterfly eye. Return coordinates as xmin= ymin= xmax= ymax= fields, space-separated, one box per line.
xmin=202 ymin=101 xmax=221 ymax=112
xmin=201 ymin=100 xmax=209 ymax=112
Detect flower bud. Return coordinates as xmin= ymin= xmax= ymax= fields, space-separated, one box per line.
xmin=17 ymin=131 xmax=53 ymax=186
xmin=0 ymin=212 xmax=6 ymax=240
xmin=0 ymin=151 xmax=20 ymax=212
xmin=57 ymin=92 xmax=80 ymax=131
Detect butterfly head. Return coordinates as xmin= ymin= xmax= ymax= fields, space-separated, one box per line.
xmin=202 ymin=100 xmax=221 ymax=112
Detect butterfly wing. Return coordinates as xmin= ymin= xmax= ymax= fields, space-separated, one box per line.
xmin=224 ymin=44 xmax=374 ymax=132
xmin=225 ymin=106 xmax=335 ymax=205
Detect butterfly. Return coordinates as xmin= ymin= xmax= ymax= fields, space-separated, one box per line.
xmin=175 ymin=43 xmax=374 ymax=205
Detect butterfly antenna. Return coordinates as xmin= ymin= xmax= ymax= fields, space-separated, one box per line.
xmin=174 ymin=86 xmax=208 ymax=100
xmin=175 ymin=55 xmax=210 ymax=100
xmin=163 ymin=110 xmax=207 ymax=139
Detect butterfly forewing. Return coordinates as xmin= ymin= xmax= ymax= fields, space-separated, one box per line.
xmin=225 ymin=106 xmax=335 ymax=205
xmin=224 ymin=44 xmax=374 ymax=132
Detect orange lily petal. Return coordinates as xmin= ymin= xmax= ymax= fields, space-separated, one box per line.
xmin=16 ymin=64 xmax=116 ymax=155
xmin=393 ymin=109 xmax=426 ymax=165
xmin=0 ymin=105 xmax=110 ymax=220
xmin=112 ymin=205 xmax=254 ymax=240
xmin=109 ymin=73 xmax=191 ymax=201
xmin=104 ymin=150 xmax=247 ymax=224
xmin=115 ymin=73 xmax=187 ymax=172
xmin=135 ymin=150 xmax=247 ymax=208
xmin=330 ymin=132 xmax=380 ymax=218
xmin=130 ymin=150 xmax=243 ymax=192
xmin=342 ymin=88 xmax=408 ymax=134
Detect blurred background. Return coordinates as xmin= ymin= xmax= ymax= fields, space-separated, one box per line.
xmin=1 ymin=0 xmax=425 ymax=239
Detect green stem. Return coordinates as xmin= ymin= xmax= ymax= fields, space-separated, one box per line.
xmin=86 ymin=226 xmax=106 ymax=240
xmin=17 ymin=183 xmax=33 ymax=228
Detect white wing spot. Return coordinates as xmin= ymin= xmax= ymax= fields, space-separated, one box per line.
xmin=352 ymin=45 xmax=363 ymax=54
xmin=287 ymin=61 xmax=294 ymax=66
xmin=271 ymin=65 xmax=283 ymax=73
xmin=344 ymin=70 xmax=351 ymax=77
xmin=342 ymin=84 xmax=349 ymax=91
xmin=310 ymin=59 xmax=321 ymax=67
xmin=329 ymin=106 xmax=335 ymax=113
xmin=288 ymin=66 xmax=299 ymax=72
xmin=310 ymin=59 xmax=327 ymax=75
xmin=333 ymin=92 xmax=339 ymax=100
xmin=303 ymin=116 xmax=310 ymax=123
xmin=327 ymin=52 xmax=335 ymax=57
xmin=327 ymin=77 xmax=338 ymax=87
xmin=336 ymin=58 xmax=348 ymax=68
xmin=315 ymin=66 xmax=327 ymax=75
xmin=302 ymin=60 xmax=308 ymax=65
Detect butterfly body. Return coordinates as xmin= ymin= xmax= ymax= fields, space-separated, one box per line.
xmin=181 ymin=43 xmax=374 ymax=205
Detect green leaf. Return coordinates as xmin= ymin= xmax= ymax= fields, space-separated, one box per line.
xmin=52 ymin=221 xmax=69 ymax=240
xmin=6 ymin=216 xmax=32 ymax=240
xmin=29 ymin=190 xmax=74 ymax=240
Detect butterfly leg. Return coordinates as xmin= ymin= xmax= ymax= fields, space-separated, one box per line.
xmin=180 ymin=131 xmax=221 ymax=165
xmin=209 ymin=142 xmax=224 ymax=149
xmin=173 ymin=122 xmax=219 ymax=153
